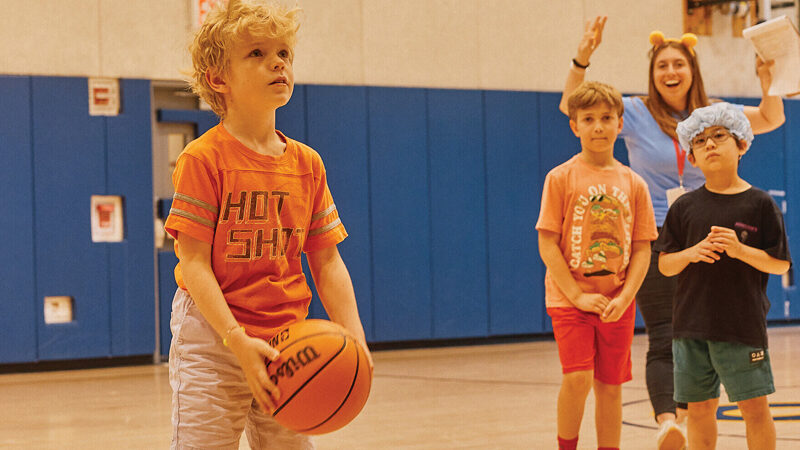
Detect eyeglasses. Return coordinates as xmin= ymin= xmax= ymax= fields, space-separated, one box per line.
xmin=690 ymin=129 xmax=732 ymax=150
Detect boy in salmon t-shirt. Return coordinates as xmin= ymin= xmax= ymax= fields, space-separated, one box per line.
xmin=164 ymin=1 xmax=371 ymax=448
xmin=536 ymin=81 xmax=658 ymax=450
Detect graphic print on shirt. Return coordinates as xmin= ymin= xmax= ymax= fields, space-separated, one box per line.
xmin=569 ymin=184 xmax=632 ymax=277
xmin=219 ymin=190 xmax=306 ymax=261
xmin=735 ymin=221 xmax=758 ymax=244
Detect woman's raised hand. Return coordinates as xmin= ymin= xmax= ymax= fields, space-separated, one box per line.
xmin=575 ymin=15 xmax=607 ymax=66
xmin=755 ymin=56 xmax=775 ymax=95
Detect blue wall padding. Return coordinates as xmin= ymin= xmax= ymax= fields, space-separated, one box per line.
xmin=427 ymin=89 xmax=490 ymax=338
xmin=152 ymin=88 xmax=800 ymax=349
xmin=277 ymin=85 xmax=307 ymax=141
xmin=537 ymin=93 xmax=578 ymax=176
xmin=0 ymin=76 xmax=158 ymax=363
xmin=32 ymin=77 xmax=112 ymax=360
xmin=0 ymin=76 xmax=37 ymax=363
xmin=5 ymin=74 xmax=799 ymax=365
xmin=304 ymin=86 xmax=374 ymax=337
xmin=106 ymin=79 xmax=155 ymax=355
xmin=732 ymin=97 xmax=786 ymax=188
xmin=367 ymin=87 xmax=433 ymax=341
xmin=484 ymin=90 xmax=545 ymax=335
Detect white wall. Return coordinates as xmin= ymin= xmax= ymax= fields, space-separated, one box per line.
xmin=0 ymin=0 xmax=190 ymax=80
xmin=1 ymin=0 xmax=794 ymax=97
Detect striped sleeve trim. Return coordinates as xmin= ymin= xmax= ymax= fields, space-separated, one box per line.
xmin=170 ymin=208 xmax=216 ymax=229
xmin=308 ymin=217 xmax=342 ymax=237
xmin=310 ymin=204 xmax=337 ymax=222
xmin=173 ymin=192 xmax=219 ymax=214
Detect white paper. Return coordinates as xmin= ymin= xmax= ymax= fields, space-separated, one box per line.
xmin=742 ymin=16 xmax=800 ymax=96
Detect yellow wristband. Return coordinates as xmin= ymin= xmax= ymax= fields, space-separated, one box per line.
xmin=223 ymin=325 xmax=245 ymax=347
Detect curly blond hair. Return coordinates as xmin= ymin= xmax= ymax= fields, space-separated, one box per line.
xmin=189 ymin=0 xmax=301 ymax=117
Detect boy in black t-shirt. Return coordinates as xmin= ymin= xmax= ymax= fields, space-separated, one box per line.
xmin=654 ymin=102 xmax=790 ymax=450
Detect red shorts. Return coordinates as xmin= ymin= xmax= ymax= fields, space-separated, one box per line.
xmin=547 ymin=302 xmax=636 ymax=385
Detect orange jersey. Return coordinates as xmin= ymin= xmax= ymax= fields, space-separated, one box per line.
xmin=165 ymin=124 xmax=347 ymax=339
xmin=536 ymin=155 xmax=657 ymax=307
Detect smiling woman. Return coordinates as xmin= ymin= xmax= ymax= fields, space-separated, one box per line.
xmin=556 ymin=15 xmax=786 ymax=450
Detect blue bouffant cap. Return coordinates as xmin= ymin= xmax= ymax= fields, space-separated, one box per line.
xmin=676 ymin=102 xmax=754 ymax=152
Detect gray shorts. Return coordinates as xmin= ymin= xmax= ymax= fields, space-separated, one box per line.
xmin=169 ymin=289 xmax=314 ymax=450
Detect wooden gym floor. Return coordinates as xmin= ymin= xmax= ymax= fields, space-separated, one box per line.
xmin=1 ymin=326 xmax=799 ymax=449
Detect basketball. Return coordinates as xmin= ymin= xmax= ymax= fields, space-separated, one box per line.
xmin=265 ymin=319 xmax=372 ymax=435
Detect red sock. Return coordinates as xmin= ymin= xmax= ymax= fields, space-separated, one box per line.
xmin=557 ymin=435 xmax=578 ymax=450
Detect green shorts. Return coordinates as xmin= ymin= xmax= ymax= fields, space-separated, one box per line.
xmin=673 ymin=338 xmax=775 ymax=403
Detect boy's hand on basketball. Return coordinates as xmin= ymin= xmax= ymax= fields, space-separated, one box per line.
xmin=686 ymin=234 xmax=723 ymax=264
xmin=709 ymin=226 xmax=744 ymax=260
xmin=572 ymin=292 xmax=610 ymax=315
xmin=575 ymin=15 xmax=606 ymax=66
xmin=359 ymin=340 xmax=375 ymax=372
xmin=228 ymin=330 xmax=282 ymax=414
xmin=755 ymin=57 xmax=775 ymax=94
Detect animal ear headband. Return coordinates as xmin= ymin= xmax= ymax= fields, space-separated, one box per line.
xmin=649 ymin=31 xmax=697 ymax=56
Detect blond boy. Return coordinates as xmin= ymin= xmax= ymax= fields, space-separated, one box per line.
xmin=165 ymin=1 xmax=371 ymax=448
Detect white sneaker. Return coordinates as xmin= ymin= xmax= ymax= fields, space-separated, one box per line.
xmin=656 ymin=419 xmax=687 ymax=450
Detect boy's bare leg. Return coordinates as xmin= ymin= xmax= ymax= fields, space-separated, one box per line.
xmin=688 ymin=398 xmax=719 ymax=450
xmin=558 ymin=370 xmax=594 ymax=439
xmin=738 ymin=396 xmax=775 ymax=450
xmin=593 ymin=379 xmax=622 ymax=447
